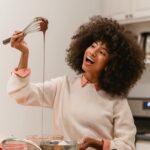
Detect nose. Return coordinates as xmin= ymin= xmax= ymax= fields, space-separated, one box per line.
xmin=91 ymin=49 xmax=96 ymax=57
xmin=90 ymin=47 xmax=99 ymax=57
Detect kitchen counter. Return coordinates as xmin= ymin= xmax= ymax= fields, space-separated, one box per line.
xmin=136 ymin=134 xmax=150 ymax=141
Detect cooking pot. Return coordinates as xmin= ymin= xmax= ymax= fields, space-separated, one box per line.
xmin=40 ymin=140 xmax=79 ymax=150
xmin=1 ymin=138 xmax=79 ymax=150
xmin=1 ymin=138 xmax=42 ymax=150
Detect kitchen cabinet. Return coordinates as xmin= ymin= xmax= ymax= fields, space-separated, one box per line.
xmin=132 ymin=0 xmax=150 ymax=18
xmin=102 ymin=0 xmax=131 ymax=20
xmin=101 ymin=0 xmax=150 ymax=23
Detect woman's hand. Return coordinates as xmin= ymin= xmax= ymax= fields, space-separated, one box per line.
xmin=11 ymin=31 xmax=29 ymax=54
xmin=11 ymin=31 xmax=29 ymax=69
xmin=79 ymin=136 xmax=103 ymax=150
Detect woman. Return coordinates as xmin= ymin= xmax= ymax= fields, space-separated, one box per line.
xmin=7 ymin=16 xmax=145 ymax=150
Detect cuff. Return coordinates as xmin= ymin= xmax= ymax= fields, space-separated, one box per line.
xmin=102 ymin=139 xmax=110 ymax=150
xmin=12 ymin=68 xmax=31 ymax=78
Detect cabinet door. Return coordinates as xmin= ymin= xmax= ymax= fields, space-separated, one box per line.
xmin=132 ymin=0 xmax=150 ymax=18
xmin=109 ymin=0 xmax=131 ymax=20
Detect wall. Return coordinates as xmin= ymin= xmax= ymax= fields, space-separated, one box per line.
xmin=0 ymin=0 xmax=101 ymax=139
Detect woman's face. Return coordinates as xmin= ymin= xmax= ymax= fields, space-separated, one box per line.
xmin=82 ymin=41 xmax=110 ymax=77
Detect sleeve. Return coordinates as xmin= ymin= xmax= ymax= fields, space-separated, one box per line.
xmin=109 ymin=98 xmax=136 ymax=150
xmin=12 ymin=68 xmax=31 ymax=78
xmin=7 ymin=73 xmax=64 ymax=108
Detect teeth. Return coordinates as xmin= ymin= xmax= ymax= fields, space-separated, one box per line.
xmin=86 ymin=56 xmax=94 ymax=63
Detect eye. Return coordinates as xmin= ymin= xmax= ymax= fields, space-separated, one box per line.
xmin=99 ymin=49 xmax=106 ymax=56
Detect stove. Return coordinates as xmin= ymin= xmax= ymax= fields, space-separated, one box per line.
xmin=128 ymin=97 xmax=150 ymax=143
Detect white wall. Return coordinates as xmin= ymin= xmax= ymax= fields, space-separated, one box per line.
xmin=0 ymin=0 xmax=101 ymax=139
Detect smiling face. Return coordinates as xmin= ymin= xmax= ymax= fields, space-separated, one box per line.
xmin=82 ymin=41 xmax=110 ymax=82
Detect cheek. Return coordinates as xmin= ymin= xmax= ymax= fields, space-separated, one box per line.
xmin=97 ymin=57 xmax=109 ymax=69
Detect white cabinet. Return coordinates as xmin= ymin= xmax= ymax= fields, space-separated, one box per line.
xmin=109 ymin=0 xmax=131 ymax=20
xmin=101 ymin=0 xmax=150 ymax=22
xmin=132 ymin=0 xmax=150 ymax=18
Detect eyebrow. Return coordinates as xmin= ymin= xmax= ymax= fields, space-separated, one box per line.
xmin=95 ymin=41 xmax=109 ymax=52
xmin=102 ymin=47 xmax=108 ymax=52
xmin=93 ymin=43 xmax=109 ymax=56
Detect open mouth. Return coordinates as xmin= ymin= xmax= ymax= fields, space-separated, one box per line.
xmin=85 ymin=56 xmax=95 ymax=64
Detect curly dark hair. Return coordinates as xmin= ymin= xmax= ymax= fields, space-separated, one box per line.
xmin=66 ymin=15 xmax=145 ymax=97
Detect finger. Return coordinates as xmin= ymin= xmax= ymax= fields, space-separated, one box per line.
xmin=15 ymin=30 xmax=22 ymax=34
xmin=12 ymin=32 xmax=24 ymax=41
xmin=79 ymin=138 xmax=84 ymax=144
xmin=13 ymin=31 xmax=22 ymax=36
xmin=10 ymin=36 xmax=17 ymax=47
xmin=79 ymin=136 xmax=89 ymax=147
xmin=10 ymin=33 xmax=24 ymax=47
xmin=11 ymin=37 xmax=17 ymax=47
xmin=16 ymin=36 xmax=24 ymax=43
xmin=79 ymin=142 xmax=89 ymax=150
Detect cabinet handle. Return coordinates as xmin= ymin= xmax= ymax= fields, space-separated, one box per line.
xmin=125 ymin=14 xmax=133 ymax=19
xmin=125 ymin=15 xmax=129 ymax=19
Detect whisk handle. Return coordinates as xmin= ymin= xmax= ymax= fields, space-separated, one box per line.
xmin=2 ymin=37 xmax=11 ymax=45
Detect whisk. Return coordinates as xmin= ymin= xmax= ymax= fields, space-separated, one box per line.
xmin=2 ymin=17 xmax=48 ymax=45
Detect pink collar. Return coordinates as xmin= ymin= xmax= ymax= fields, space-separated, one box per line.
xmin=80 ymin=75 xmax=100 ymax=91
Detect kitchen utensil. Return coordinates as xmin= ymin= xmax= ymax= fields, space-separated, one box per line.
xmin=2 ymin=17 xmax=48 ymax=45
xmin=40 ymin=140 xmax=79 ymax=150
xmin=1 ymin=138 xmax=79 ymax=150
xmin=1 ymin=138 xmax=42 ymax=150
xmin=26 ymin=134 xmax=64 ymax=147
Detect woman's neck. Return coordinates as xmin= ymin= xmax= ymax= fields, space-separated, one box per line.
xmin=83 ymin=72 xmax=99 ymax=83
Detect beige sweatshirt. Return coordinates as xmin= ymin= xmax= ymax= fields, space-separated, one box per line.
xmin=7 ymin=74 xmax=136 ymax=150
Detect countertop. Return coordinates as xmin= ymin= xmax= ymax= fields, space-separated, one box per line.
xmin=137 ymin=134 xmax=150 ymax=141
